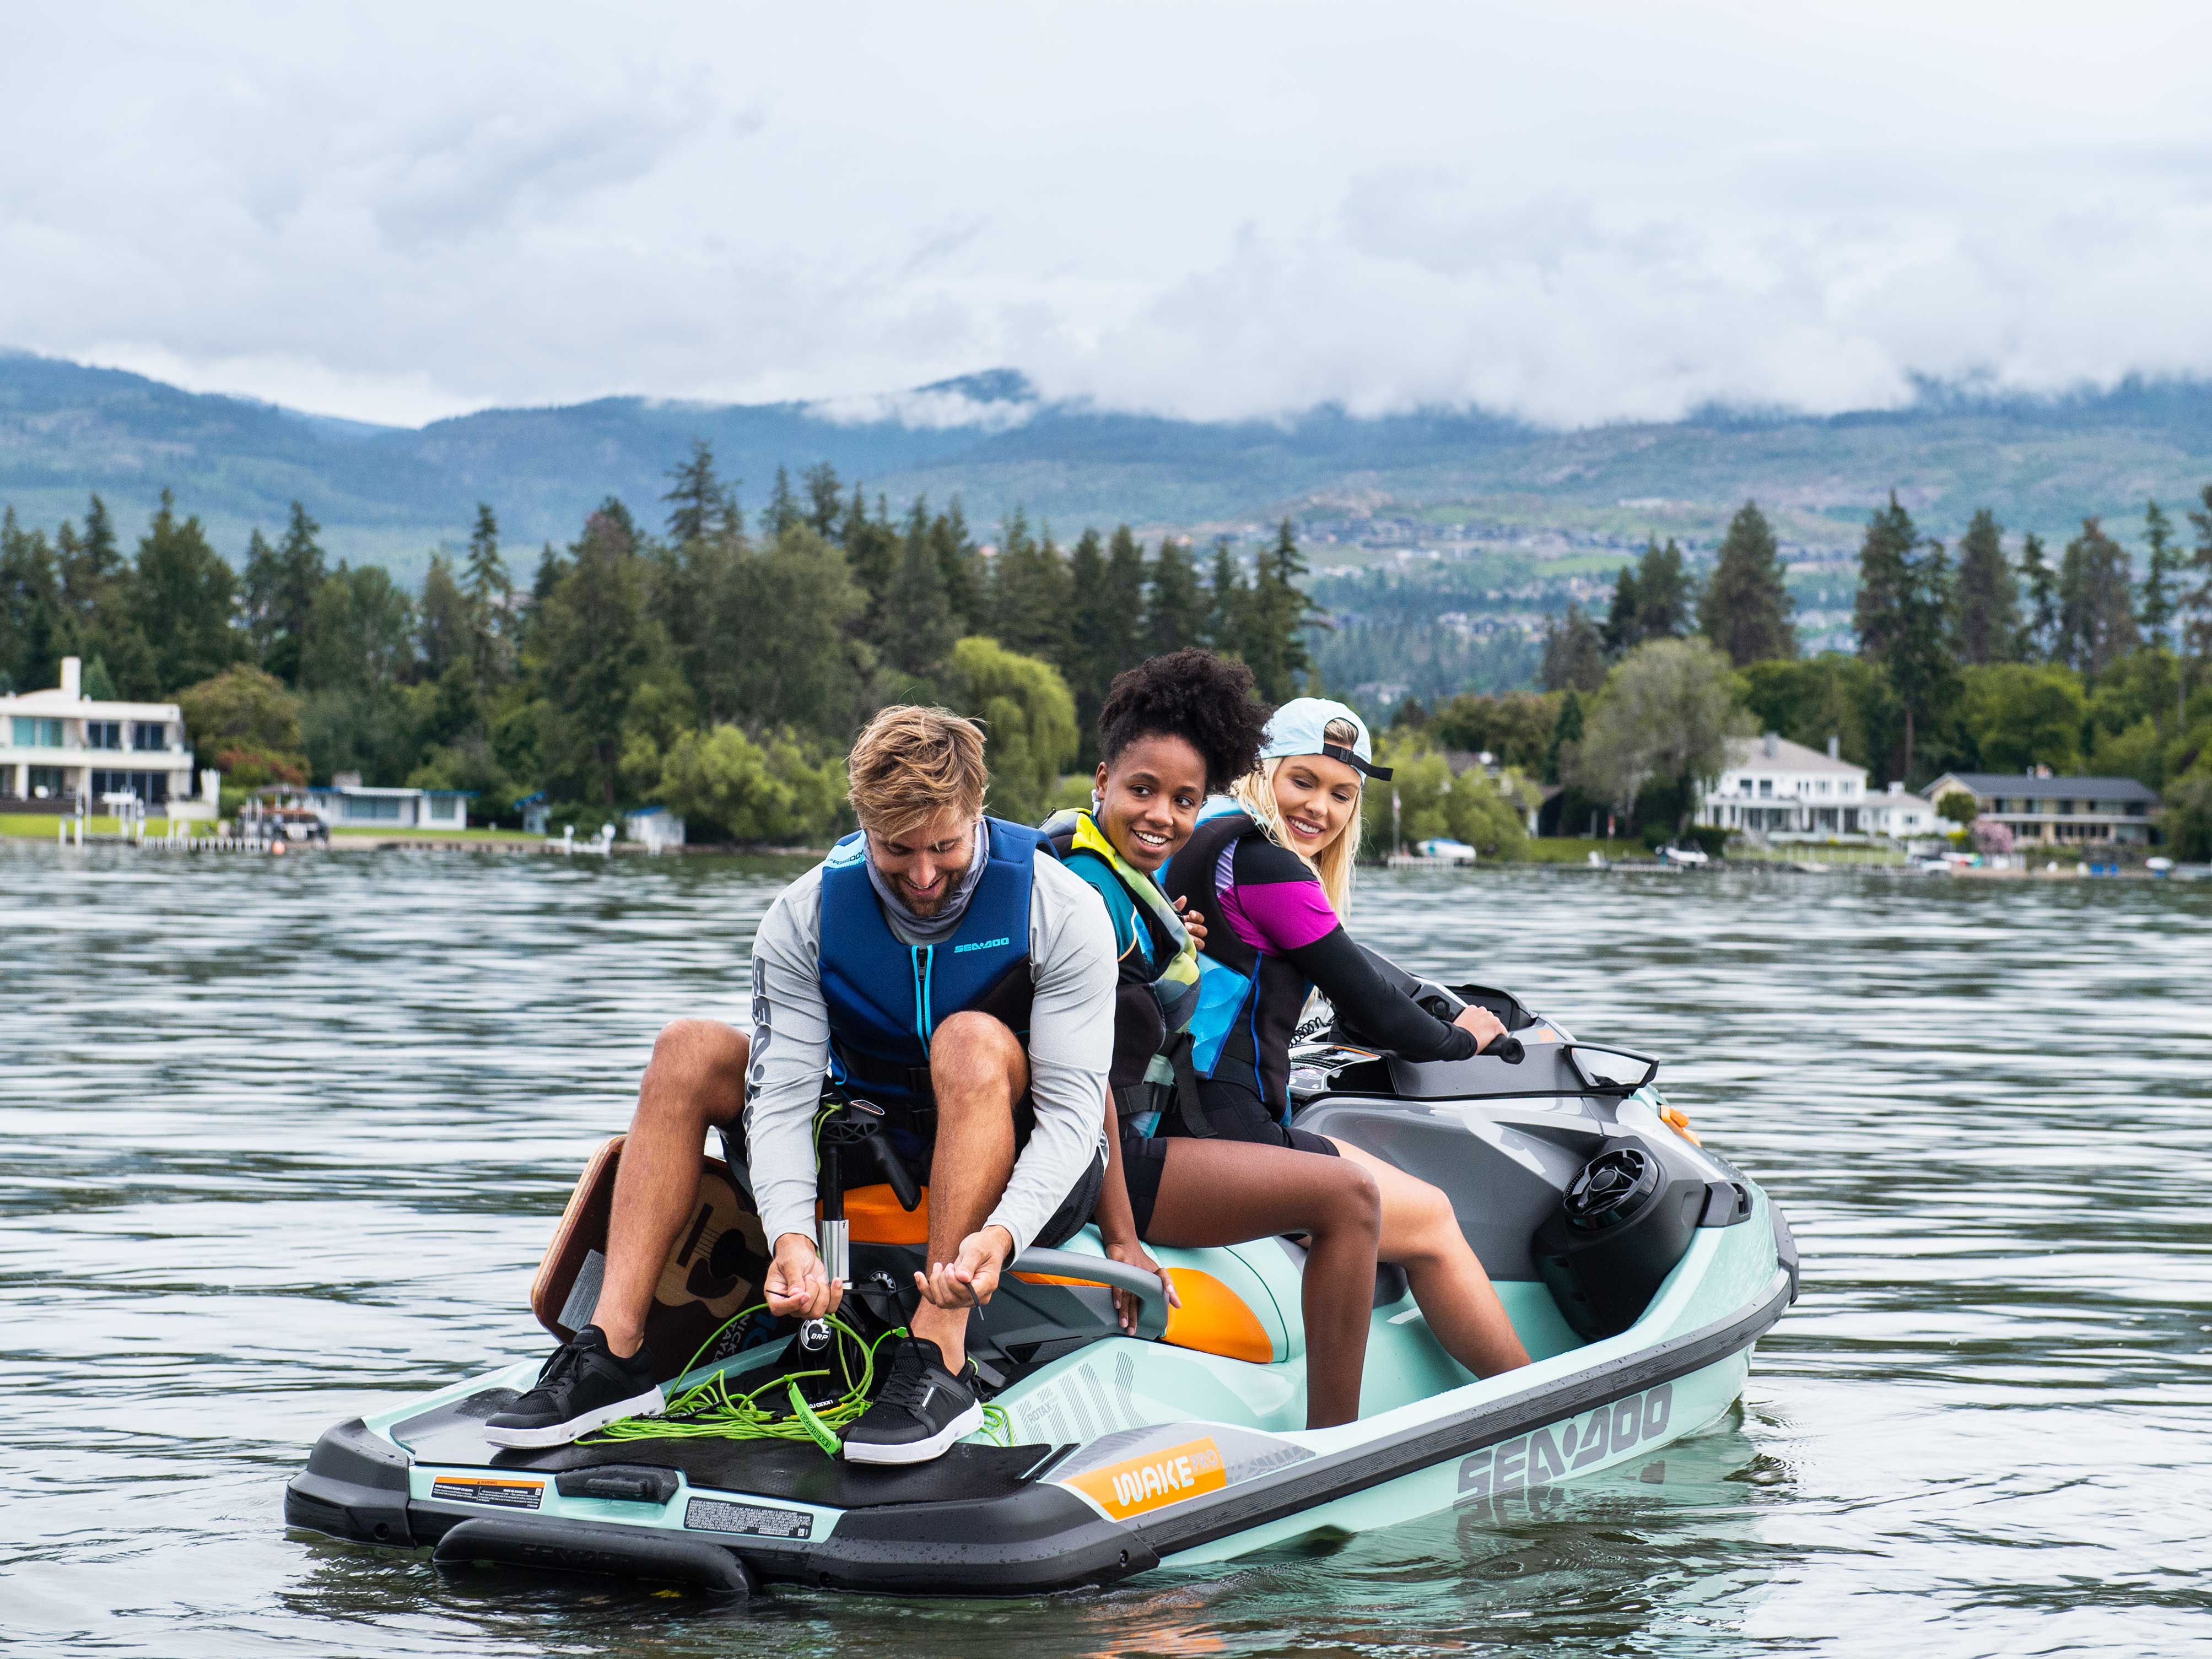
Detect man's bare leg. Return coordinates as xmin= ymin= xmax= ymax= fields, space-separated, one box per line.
xmin=910 ymin=1010 xmax=1024 ymax=1371
xmin=593 ymin=1019 xmax=750 ymax=1359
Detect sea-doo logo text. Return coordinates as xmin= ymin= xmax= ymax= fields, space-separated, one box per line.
xmin=1457 ymin=1381 xmax=1672 ymax=1504
xmin=1064 ymin=1436 xmax=1227 ymax=1519
xmin=952 ymin=937 xmax=1011 ymax=955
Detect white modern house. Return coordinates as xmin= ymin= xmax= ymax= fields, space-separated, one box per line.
xmin=1 ymin=656 xmax=218 ymax=818
xmin=1696 ymin=733 xmax=1869 ymax=838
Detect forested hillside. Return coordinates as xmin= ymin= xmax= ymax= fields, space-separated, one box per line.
xmin=0 ymin=446 xmax=1321 ymax=841
xmin=7 ymin=350 xmax=2212 ymax=579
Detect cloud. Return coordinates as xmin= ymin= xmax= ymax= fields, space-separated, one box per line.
xmin=2 ymin=1 xmax=2208 ymax=428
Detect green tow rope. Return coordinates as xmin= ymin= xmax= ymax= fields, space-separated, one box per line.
xmin=581 ymin=1303 xmax=1011 ymax=1457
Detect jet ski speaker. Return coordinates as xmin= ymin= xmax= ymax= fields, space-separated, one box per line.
xmin=1534 ymin=1138 xmax=1707 ymax=1340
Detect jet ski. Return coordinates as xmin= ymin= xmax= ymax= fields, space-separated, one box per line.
xmin=285 ymin=971 xmax=1798 ymax=1598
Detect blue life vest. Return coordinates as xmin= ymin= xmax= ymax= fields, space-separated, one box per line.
xmin=817 ymin=815 xmax=1050 ymax=1108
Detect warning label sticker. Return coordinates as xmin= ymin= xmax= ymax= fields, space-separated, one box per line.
xmin=430 ymin=1476 xmax=544 ymax=1510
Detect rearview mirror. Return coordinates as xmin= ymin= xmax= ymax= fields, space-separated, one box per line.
xmin=1564 ymin=1044 xmax=1659 ymax=1093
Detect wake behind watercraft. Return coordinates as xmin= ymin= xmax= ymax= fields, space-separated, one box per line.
xmin=286 ymin=971 xmax=1797 ymax=1597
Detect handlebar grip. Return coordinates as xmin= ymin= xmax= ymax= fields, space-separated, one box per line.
xmin=864 ymin=1132 xmax=924 ymax=1211
xmin=1482 ymin=1033 xmax=1526 ymax=1064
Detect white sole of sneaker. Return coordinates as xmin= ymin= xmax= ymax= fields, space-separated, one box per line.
xmin=840 ymin=1398 xmax=984 ymax=1466
xmin=481 ymin=1385 xmax=666 ymax=1450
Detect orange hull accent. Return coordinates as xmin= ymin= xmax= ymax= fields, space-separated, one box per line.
xmin=1009 ymin=1263 xmax=1277 ymax=1365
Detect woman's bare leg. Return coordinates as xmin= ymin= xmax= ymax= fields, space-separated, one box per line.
xmin=1330 ymin=1141 xmax=1530 ymax=1378
xmin=1143 ymin=1141 xmax=1381 ymax=1428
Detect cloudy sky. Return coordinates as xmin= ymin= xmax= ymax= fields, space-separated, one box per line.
xmin=5 ymin=2 xmax=2208 ymax=429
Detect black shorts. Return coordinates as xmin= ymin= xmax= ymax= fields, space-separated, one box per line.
xmin=1119 ymin=1078 xmax=1338 ymax=1240
xmin=838 ymin=1123 xmax=1108 ymax=1253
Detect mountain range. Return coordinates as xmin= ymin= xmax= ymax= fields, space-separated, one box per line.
xmin=4 ymin=349 xmax=2210 ymax=586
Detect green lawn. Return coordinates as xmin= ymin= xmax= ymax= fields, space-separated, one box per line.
xmin=2 ymin=813 xmax=191 ymax=839
xmin=1509 ymin=836 xmax=1619 ymax=863
xmin=327 ymin=826 xmax=540 ymax=843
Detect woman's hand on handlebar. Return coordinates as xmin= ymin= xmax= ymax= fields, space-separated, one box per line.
xmin=1173 ymin=895 xmax=1207 ymax=950
xmin=1452 ymin=1004 xmax=1507 ymax=1050
xmin=1101 ymin=1232 xmax=1180 ymax=1334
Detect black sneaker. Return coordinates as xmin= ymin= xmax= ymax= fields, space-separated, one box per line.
xmin=840 ymin=1336 xmax=983 ymax=1466
xmin=482 ymin=1327 xmax=664 ymax=1449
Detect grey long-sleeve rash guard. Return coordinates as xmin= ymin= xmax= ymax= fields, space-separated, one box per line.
xmin=743 ymin=853 xmax=1116 ymax=1260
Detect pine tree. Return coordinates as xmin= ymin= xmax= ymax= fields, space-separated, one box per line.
xmin=844 ymin=485 xmax=901 ymax=632
xmin=1242 ymin=518 xmax=1321 ymax=701
xmin=1853 ymin=495 xmax=1917 ymax=664
xmin=58 ymin=493 xmax=126 ymax=623
xmin=2185 ymin=484 xmax=2212 ymax=664
xmin=0 ymin=507 xmax=66 ymax=694
xmin=2055 ymin=517 xmax=2140 ymax=679
xmin=1887 ymin=535 xmax=1956 ymax=782
xmin=463 ymin=503 xmax=513 ymax=690
xmin=1205 ymin=539 xmax=1247 ymax=658
xmin=880 ymin=504 xmax=956 ymax=677
xmin=1544 ymin=689 xmax=1583 ymax=785
xmin=1635 ymin=537 xmax=1696 ymax=640
xmin=241 ymin=501 xmax=329 ymax=685
xmin=803 ymin=462 xmax=843 ymax=539
xmin=1699 ymin=501 xmax=1796 ymax=666
xmin=418 ymin=554 xmax=472 ymax=680
xmin=534 ymin=503 xmax=672 ymax=804
xmin=989 ymin=510 xmax=1071 ymax=662
xmin=1066 ymin=528 xmax=1112 ymax=755
xmin=2139 ymin=499 xmax=2179 ymax=652
xmin=1145 ymin=537 xmax=1204 ymax=656
xmin=663 ymin=442 xmax=719 ymax=543
xmin=1099 ymin=525 xmax=1148 ymax=680
xmin=1602 ymin=560 xmax=1641 ymax=655
xmin=131 ymin=489 xmax=241 ymax=693
xmin=1540 ymin=604 xmax=1607 ymax=693
xmin=2018 ymin=532 xmax=2058 ymax=660
xmin=1950 ymin=508 xmax=2021 ymax=666
xmin=932 ymin=499 xmax=983 ymax=635
xmin=531 ymin=543 xmax=564 ymax=607
xmin=764 ymin=467 xmax=801 ymax=541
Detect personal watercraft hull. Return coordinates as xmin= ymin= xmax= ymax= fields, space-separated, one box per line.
xmin=288 ymin=997 xmax=1798 ymax=1596
xmin=289 ymin=1207 xmax=1792 ymax=1595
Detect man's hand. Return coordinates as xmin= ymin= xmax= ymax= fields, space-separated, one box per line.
xmin=915 ymin=1224 xmax=1013 ymax=1311
xmin=1452 ymin=1004 xmax=1507 ymax=1051
xmin=765 ymin=1232 xmax=841 ymax=1319
xmin=1174 ymin=895 xmax=1208 ymax=950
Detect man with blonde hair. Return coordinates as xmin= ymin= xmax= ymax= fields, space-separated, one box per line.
xmin=487 ymin=705 xmax=1116 ymax=1465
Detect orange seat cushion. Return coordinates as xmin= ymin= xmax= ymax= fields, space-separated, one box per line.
xmin=818 ymin=1182 xmax=931 ymax=1245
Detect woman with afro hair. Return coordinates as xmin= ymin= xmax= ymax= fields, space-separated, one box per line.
xmin=1043 ymin=649 xmax=1390 ymax=1429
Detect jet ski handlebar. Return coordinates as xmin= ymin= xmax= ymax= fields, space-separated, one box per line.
xmin=1012 ymin=1247 xmax=1172 ymax=1319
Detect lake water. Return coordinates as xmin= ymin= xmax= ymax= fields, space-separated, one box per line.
xmin=3 ymin=845 xmax=2208 ymax=1656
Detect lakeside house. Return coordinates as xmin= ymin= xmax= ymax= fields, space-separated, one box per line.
xmin=1 ymin=656 xmax=218 ymax=817
xmin=1859 ymin=783 xmax=1946 ymax=841
xmin=1695 ymin=733 xmax=1870 ymax=837
xmin=1923 ymin=770 xmax=2160 ymax=846
xmin=300 ymin=775 xmax=473 ymax=830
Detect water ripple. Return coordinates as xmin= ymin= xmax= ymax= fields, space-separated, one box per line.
xmin=3 ymin=845 xmax=2209 ymax=1654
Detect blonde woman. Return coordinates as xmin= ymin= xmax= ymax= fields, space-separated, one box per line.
xmin=1161 ymin=698 xmax=1529 ymax=1381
